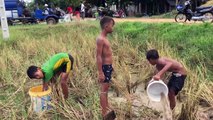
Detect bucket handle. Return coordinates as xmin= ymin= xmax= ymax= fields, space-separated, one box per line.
xmin=149 ymin=79 xmax=156 ymax=84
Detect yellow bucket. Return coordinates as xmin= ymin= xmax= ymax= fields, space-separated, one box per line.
xmin=29 ymin=85 xmax=52 ymax=112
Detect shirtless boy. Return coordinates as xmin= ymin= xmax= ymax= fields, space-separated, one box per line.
xmin=146 ymin=49 xmax=187 ymax=110
xmin=96 ymin=16 xmax=116 ymax=119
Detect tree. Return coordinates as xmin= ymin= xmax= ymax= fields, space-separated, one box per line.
xmin=32 ymin=0 xmax=81 ymax=10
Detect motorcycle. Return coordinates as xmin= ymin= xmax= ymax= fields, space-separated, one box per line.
xmin=95 ymin=7 xmax=126 ymax=18
xmin=98 ymin=7 xmax=114 ymax=17
xmin=112 ymin=9 xmax=126 ymax=18
xmin=175 ymin=0 xmax=213 ymax=23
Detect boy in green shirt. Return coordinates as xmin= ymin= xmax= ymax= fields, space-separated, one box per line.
xmin=27 ymin=53 xmax=74 ymax=99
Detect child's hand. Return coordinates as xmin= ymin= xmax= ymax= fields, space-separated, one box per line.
xmin=153 ymin=75 xmax=160 ymax=80
xmin=43 ymin=83 xmax=48 ymax=91
xmin=43 ymin=86 xmax=48 ymax=91
xmin=98 ymin=73 xmax=105 ymax=83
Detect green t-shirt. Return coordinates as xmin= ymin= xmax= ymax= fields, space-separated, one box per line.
xmin=41 ymin=53 xmax=71 ymax=82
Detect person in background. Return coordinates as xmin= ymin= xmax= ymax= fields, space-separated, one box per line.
xmin=67 ymin=5 xmax=73 ymax=21
xmin=23 ymin=6 xmax=31 ymax=17
xmin=80 ymin=1 xmax=85 ymax=20
xmin=74 ymin=6 xmax=80 ymax=21
xmin=44 ymin=4 xmax=49 ymax=15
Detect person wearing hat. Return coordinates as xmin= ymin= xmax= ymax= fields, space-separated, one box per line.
xmin=44 ymin=4 xmax=49 ymax=15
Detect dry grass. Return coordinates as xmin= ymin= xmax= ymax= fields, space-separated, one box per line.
xmin=0 ymin=22 xmax=212 ymax=120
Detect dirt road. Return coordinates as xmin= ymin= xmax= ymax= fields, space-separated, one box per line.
xmin=85 ymin=17 xmax=202 ymax=24
xmin=113 ymin=18 xmax=175 ymax=23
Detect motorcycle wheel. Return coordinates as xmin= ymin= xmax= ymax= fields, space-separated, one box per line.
xmin=121 ymin=13 xmax=126 ymax=18
xmin=175 ymin=13 xmax=187 ymax=23
xmin=202 ymin=12 xmax=213 ymax=23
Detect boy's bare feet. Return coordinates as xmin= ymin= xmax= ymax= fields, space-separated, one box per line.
xmin=103 ymin=110 xmax=116 ymax=120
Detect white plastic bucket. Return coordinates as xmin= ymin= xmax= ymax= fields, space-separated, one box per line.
xmin=29 ymin=85 xmax=52 ymax=112
xmin=147 ymin=79 xmax=168 ymax=102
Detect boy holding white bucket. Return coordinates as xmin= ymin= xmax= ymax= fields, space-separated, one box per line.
xmin=146 ymin=49 xmax=187 ymax=110
xmin=27 ymin=53 xmax=74 ymax=99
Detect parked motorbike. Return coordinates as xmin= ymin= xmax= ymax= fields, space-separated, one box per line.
xmin=175 ymin=0 xmax=213 ymax=23
xmin=112 ymin=9 xmax=126 ymax=18
xmin=98 ymin=7 xmax=114 ymax=17
xmin=95 ymin=7 xmax=126 ymax=18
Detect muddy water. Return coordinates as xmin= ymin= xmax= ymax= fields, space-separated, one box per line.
xmin=109 ymin=80 xmax=212 ymax=120
xmin=160 ymin=93 xmax=172 ymax=120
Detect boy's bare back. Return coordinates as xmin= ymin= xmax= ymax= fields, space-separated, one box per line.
xmin=156 ymin=57 xmax=187 ymax=75
xmin=96 ymin=36 xmax=112 ymax=65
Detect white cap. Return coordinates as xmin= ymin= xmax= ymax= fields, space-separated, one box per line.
xmin=44 ymin=4 xmax=48 ymax=7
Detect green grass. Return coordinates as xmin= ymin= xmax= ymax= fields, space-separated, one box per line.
xmin=115 ymin=22 xmax=213 ymax=74
xmin=0 ymin=21 xmax=212 ymax=119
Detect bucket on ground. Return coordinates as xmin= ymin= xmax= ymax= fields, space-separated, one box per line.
xmin=29 ymin=85 xmax=52 ymax=112
xmin=147 ymin=79 xmax=168 ymax=102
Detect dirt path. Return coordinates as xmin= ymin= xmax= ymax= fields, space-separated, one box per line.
xmin=113 ymin=18 xmax=205 ymax=24
xmin=113 ymin=18 xmax=175 ymax=23
xmin=85 ymin=17 xmax=175 ymax=23
xmin=84 ymin=17 xmax=203 ymax=24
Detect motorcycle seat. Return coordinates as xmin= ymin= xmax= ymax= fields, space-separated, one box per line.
xmin=196 ymin=6 xmax=212 ymax=11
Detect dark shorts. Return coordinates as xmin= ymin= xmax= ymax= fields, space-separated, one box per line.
xmin=61 ymin=54 xmax=74 ymax=72
xmin=168 ymin=73 xmax=187 ymax=95
xmin=102 ymin=64 xmax=113 ymax=83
